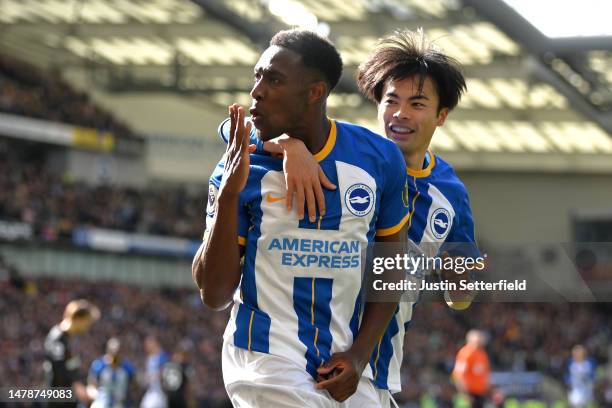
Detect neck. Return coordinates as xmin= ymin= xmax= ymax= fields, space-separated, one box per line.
xmin=404 ymin=148 xmax=428 ymax=171
xmin=287 ymin=109 xmax=329 ymax=155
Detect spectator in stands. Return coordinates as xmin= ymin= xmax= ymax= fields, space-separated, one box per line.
xmin=1 ymin=271 xmax=610 ymax=407
xmin=0 ymin=148 xmax=204 ymax=240
xmin=0 ymin=54 xmax=139 ymax=140
xmin=452 ymin=329 xmax=491 ymax=408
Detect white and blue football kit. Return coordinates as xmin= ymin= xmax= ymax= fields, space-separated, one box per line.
xmin=89 ymin=358 xmax=135 ymax=408
xmin=370 ymin=151 xmax=480 ymax=395
xmin=208 ymin=119 xmax=410 ymax=406
xmin=141 ymin=351 xmax=169 ymax=408
xmin=566 ymin=357 xmax=596 ymax=407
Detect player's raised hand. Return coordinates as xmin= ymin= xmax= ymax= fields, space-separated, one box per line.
xmin=315 ymin=351 xmax=363 ymax=402
xmin=220 ymin=104 xmax=252 ymax=196
xmin=259 ymin=136 xmax=336 ymax=221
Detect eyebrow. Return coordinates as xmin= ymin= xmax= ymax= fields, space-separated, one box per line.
xmin=254 ymin=66 xmax=287 ymax=79
xmin=385 ymin=91 xmax=429 ymax=101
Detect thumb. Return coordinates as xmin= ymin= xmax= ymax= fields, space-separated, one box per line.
xmin=318 ymin=167 xmax=336 ymax=190
xmin=248 ymin=144 xmax=257 ymax=153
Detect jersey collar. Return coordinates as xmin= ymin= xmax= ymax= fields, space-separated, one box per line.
xmin=313 ymin=119 xmax=336 ymax=162
xmin=406 ymin=149 xmax=435 ymax=178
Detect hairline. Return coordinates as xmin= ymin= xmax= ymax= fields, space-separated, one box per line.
xmin=378 ymin=73 xmax=445 ymax=112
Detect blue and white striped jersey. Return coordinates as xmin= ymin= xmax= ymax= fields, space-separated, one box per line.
xmin=207 ymin=119 xmax=410 ymax=379
xmin=145 ymin=351 xmax=169 ymax=392
xmin=89 ymin=357 xmax=135 ymax=408
xmin=566 ymin=357 xmax=596 ymax=406
xmin=369 ymin=151 xmax=479 ymax=392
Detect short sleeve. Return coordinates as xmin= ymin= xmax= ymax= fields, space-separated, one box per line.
xmin=89 ymin=359 xmax=103 ymax=381
xmin=204 ymin=159 xmax=249 ymax=246
xmin=375 ymin=145 xmax=410 ymax=236
xmin=158 ymin=352 xmax=170 ymax=368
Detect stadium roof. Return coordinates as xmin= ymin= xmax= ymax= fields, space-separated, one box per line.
xmin=1 ymin=0 xmax=611 ymax=171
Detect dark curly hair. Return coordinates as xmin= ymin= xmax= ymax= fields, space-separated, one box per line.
xmin=356 ymin=29 xmax=466 ymax=112
xmin=270 ymin=29 xmax=343 ymax=93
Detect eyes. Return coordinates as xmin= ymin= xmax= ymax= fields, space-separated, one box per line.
xmin=384 ymin=99 xmax=427 ymax=108
xmin=253 ymin=72 xmax=280 ymax=86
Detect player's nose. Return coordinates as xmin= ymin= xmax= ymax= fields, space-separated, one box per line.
xmin=392 ymin=106 xmax=410 ymax=120
xmin=250 ymin=80 xmax=264 ymax=101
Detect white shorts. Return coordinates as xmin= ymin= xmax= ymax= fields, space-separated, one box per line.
xmin=376 ymin=388 xmax=390 ymax=408
xmin=222 ymin=340 xmax=381 ymax=408
xmin=140 ymin=390 xmax=167 ymax=408
xmin=375 ymin=387 xmax=401 ymax=408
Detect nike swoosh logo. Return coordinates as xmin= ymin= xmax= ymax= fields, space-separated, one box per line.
xmin=266 ymin=193 xmax=286 ymax=203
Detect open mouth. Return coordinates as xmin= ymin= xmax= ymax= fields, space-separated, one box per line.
xmin=388 ymin=124 xmax=415 ymax=140
xmin=390 ymin=124 xmax=415 ymax=134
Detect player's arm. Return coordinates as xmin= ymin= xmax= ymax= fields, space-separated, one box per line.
xmin=262 ymin=136 xmax=336 ymax=221
xmin=85 ymin=361 xmax=99 ymax=401
xmin=72 ymin=381 xmax=91 ymax=403
xmin=360 ymin=227 xmax=408 ymax=350
xmin=192 ymin=104 xmax=250 ymax=311
xmin=440 ymin=251 xmax=476 ymax=309
xmin=452 ymin=352 xmax=470 ymax=393
xmin=441 ymin=193 xmax=482 ymax=309
xmin=316 ymin=227 xmax=407 ymax=401
xmin=218 ymin=124 xmax=335 ymax=222
xmin=317 ymin=146 xmax=410 ymax=402
xmin=69 ymin=364 xmax=91 ymax=403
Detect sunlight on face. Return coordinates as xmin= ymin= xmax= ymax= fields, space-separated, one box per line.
xmin=377 ymin=76 xmax=448 ymax=160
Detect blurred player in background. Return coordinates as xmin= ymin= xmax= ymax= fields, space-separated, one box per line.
xmin=141 ymin=335 xmax=170 ymax=408
xmin=88 ymin=337 xmax=136 ymax=408
xmin=452 ymin=330 xmax=490 ymax=408
xmin=193 ymin=28 xmax=409 ymax=406
xmin=43 ymin=299 xmax=100 ymax=407
xmin=238 ymin=28 xmax=478 ymax=407
xmin=161 ymin=342 xmax=195 ymax=408
xmin=566 ymin=344 xmax=596 ymax=408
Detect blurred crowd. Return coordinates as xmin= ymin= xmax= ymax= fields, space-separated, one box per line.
xmin=398 ymin=302 xmax=612 ymax=406
xmin=1 ymin=263 xmax=611 ymax=407
xmin=0 ymin=54 xmax=139 ymax=140
xmin=0 ymin=151 xmax=204 ymax=240
xmin=0 ymin=271 xmax=230 ymax=407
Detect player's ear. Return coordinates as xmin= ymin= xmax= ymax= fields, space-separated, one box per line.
xmin=308 ymin=81 xmax=327 ymax=104
xmin=436 ymin=107 xmax=449 ymax=126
